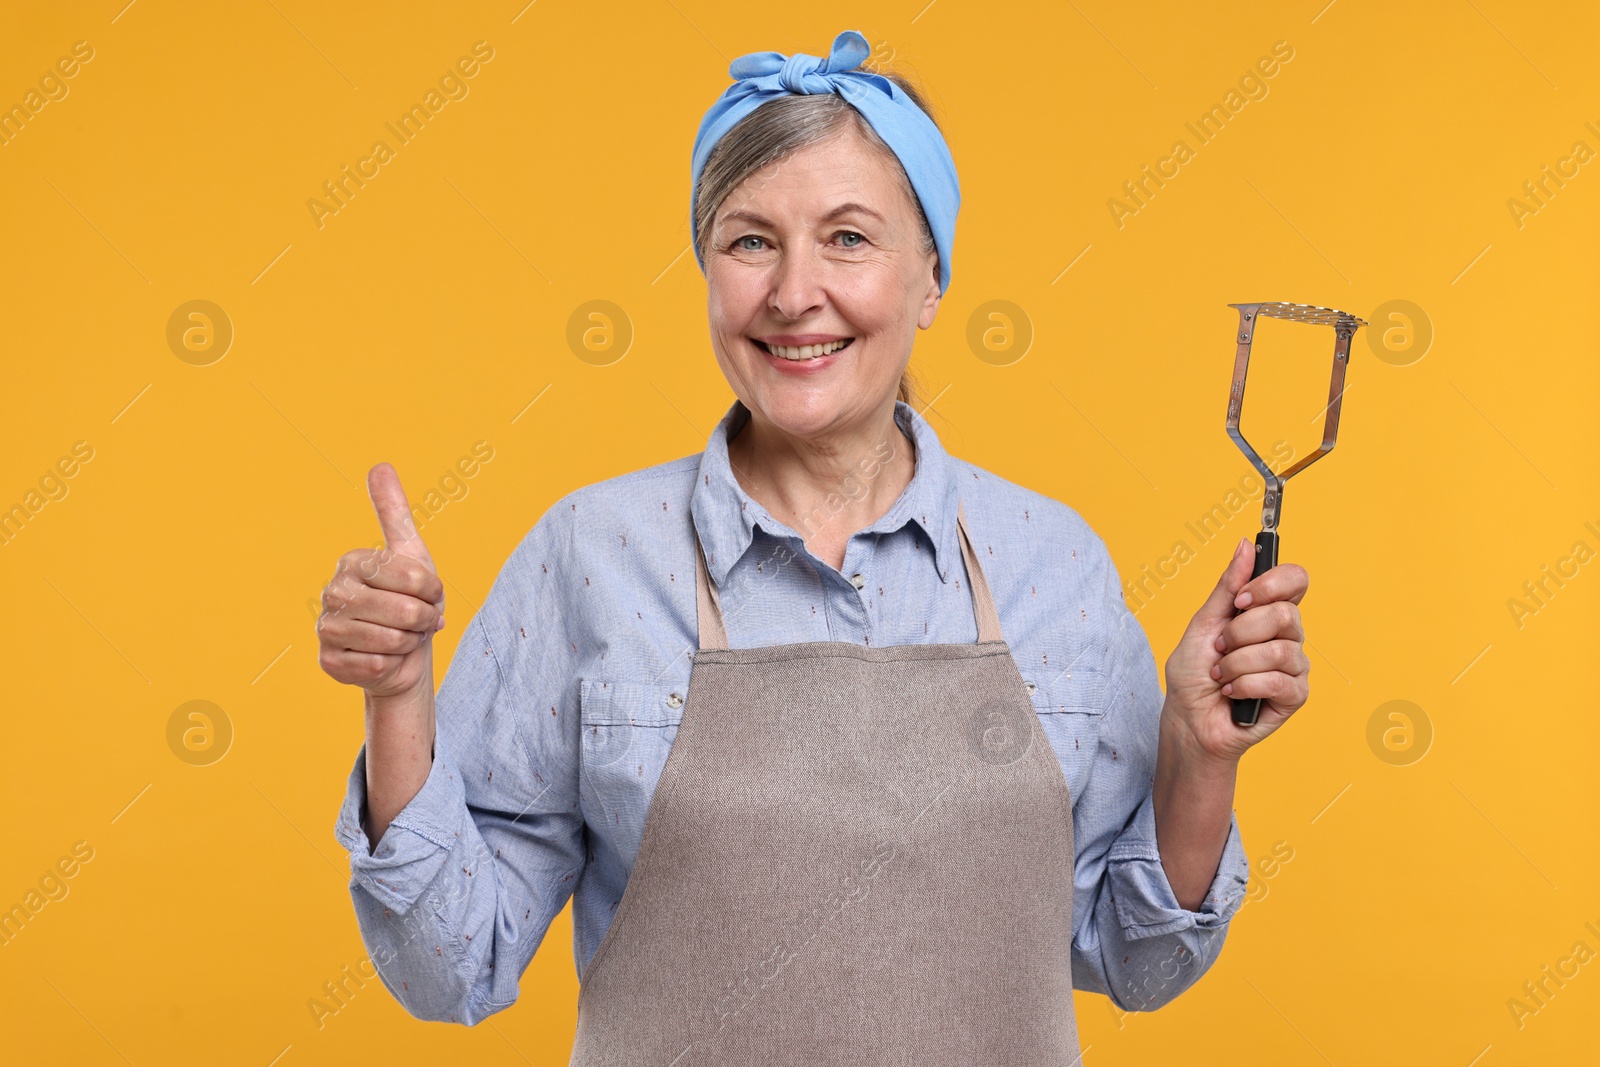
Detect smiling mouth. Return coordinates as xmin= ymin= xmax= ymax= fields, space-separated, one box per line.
xmin=754 ymin=338 xmax=855 ymax=361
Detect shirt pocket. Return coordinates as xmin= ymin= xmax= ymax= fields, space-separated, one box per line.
xmin=1022 ymin=666 xmax=1109 ymax=801
xmin=577 ymin=677 xmax=687 ymax=853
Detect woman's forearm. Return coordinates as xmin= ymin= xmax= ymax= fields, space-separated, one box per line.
xmin=363 ymin=674 xmax=437 ymax=851
xmin=1151 ymin=700 xmax=1240 ymax=911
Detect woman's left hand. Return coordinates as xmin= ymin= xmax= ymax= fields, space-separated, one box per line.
xmin=1162 ymin=536 xmax=1311 ymax=763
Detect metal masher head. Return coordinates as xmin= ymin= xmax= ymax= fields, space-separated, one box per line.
xmin=1225 ymin=302 xmax=1368 ymax=531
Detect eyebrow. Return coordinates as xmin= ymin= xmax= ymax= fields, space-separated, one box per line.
xmin=718 ymin=202 xmax=888 ymax=228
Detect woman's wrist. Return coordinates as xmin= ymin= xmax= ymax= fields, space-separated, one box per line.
xmin=1158 ymin=699 xmax=1242 ymax=780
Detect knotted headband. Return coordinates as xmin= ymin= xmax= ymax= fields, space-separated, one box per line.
xmin=690 ymin=29 xmax=960 ymax=294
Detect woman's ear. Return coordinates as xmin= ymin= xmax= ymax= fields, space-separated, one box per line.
xmin=918 ymin=257 xmax=942 ymax=330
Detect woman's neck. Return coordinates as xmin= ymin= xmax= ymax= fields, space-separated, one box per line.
xmin=725 ymin=402 xmax=917 ymax=571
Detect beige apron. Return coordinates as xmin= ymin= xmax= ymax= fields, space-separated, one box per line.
xmin=569 ymin=500 xmax=1080 ymax=1065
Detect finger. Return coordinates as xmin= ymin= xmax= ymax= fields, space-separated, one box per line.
xmin=320 ymin=615 xmax=430 ymax=656
xmin=368 ymin=463 xmax=435 ymax=571
xmin=1234 ymin=562 xmax=1309 ymax=610
xmin=1222 ymin=667 xmax=1308 ymax=710
xmin=331 ymin=547 xmax=442 ymax=605
xmin=318 ymin=646 xmax=403 ymax=685
xmin=339 ymin=551 xmax=444 ymax=606
xmin=1216 ymin=600 xmax=1304 ymax=652
xmin=323 ymin=559 xmax=441 ymax=617
xmin=326 ymin=584 xmax=441 ymax=632
xmin=1194 ymin=538 xmax=1259 ymax=624
xmin=1212 ymin=638 xmax=1309 ymax=685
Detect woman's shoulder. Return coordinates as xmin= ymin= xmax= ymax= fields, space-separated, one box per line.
xmin=947 ymin=457 xmax=1136 ymax=713
xmin=511 ymin=452 xmax=703 ymax=561
xmin=946 ymin=455 xmax=1111 ymax=564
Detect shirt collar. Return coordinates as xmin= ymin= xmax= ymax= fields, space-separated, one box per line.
xmin=690 ymin=398 xmax=963 ymax=590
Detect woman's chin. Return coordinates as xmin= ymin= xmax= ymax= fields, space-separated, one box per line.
xmin=745 ymin=388 xmax=867 ymax=436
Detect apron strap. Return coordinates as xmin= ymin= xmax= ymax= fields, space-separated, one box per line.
xmin=693 ymin=530 xmax=730 ymax=651
xmin=956 ymin=498 xmax=1006 ymax=644
xmin=691 ymin=496 xmax=1005 ymax=651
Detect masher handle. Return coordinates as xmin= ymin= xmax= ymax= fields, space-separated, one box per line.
xmin=1231 ymin=530 xmax=1279 ymax=726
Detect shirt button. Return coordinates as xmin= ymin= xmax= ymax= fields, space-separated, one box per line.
xmin=1024 ymin=680 xmax=1038 ymax=695
xmin=666 ymin=692 xmax=684 ymax=709
xmin=850 ymin=573 xmax=865 ymax=590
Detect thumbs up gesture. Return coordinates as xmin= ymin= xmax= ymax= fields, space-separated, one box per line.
xmin=1160 ymin=538 xmax=1312 ymax=763
xmin=317 ymin=463 xmax=447 ymax=699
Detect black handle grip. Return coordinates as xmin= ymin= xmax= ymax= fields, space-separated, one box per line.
xmin=1230 ymin=530 xmax=1279 ymax=726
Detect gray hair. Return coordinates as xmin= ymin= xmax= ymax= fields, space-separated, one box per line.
xmin=693 ymin=65 xmax=944 ymax=412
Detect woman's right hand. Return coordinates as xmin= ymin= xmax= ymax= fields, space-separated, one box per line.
xmin=319 ymin=463 xmax=446 ymax=848
xmin=317 ymin=463 xmax=446 ymax=698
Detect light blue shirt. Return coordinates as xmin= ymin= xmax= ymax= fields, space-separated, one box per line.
xmin=334 ymin=397 xmax=1252 ymax=1026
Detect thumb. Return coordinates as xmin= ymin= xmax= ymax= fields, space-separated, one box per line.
xmin=1194 ymin=537 xmax=1256 ymax=624
xmin=367 ymin=462 xmax=435 ymax=571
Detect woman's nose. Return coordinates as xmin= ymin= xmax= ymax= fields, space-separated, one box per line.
xmin=768 ymin=245 xmax=827 ymax=320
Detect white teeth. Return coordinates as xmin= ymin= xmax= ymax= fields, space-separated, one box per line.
xmin=761 ymin=338 xmax=852 ymax=360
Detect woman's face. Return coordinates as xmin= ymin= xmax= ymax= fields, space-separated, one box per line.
xmin=705 ymin=123 xmax=942 ymax=442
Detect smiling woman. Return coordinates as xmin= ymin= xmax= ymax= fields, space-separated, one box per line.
xmin=693 ymin=67 xmax=944 ymax=413
xmin=700 ymin=121 xmax=941 ymax=534
xmin=323 ymin=27 xmax=1315 ymax=1064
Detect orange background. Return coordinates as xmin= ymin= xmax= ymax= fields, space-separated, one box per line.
xmin=2 ymin=1 xmax=1596 ymax=1064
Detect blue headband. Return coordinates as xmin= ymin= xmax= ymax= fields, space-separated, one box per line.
xmin=690 ymin=29 xmax=960 ymax=294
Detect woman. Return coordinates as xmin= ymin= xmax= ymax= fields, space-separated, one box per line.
xmin=318 ymin=29 xmax=1311 ymax=1060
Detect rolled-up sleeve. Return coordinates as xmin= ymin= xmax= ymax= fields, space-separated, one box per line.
xmin=335 ymin=733 xmax=469 ymax=914
xmin=330 ymin=500 xmax=588 ymax=1025
xmin=1069 ymin=538 xmax=1251 ymax=1013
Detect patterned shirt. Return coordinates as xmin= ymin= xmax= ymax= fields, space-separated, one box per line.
xmin=333 ymin=397 xmax=1252 ymax=1025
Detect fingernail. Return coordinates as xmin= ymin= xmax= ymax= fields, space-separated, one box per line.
xmin=1237 ymin=538 xmax=1250 ymax=558
xmin=436 ymin=615 xmax=446 ymax=630
xmin=1235 ymin=591 xmax=1252 ymax=608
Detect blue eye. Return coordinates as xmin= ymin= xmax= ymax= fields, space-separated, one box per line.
xmin=730 ymin=231 xmax=866 ymax=251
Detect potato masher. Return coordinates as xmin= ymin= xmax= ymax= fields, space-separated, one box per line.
xmin=1225 ymin=301 xmax=1367 ymax=726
